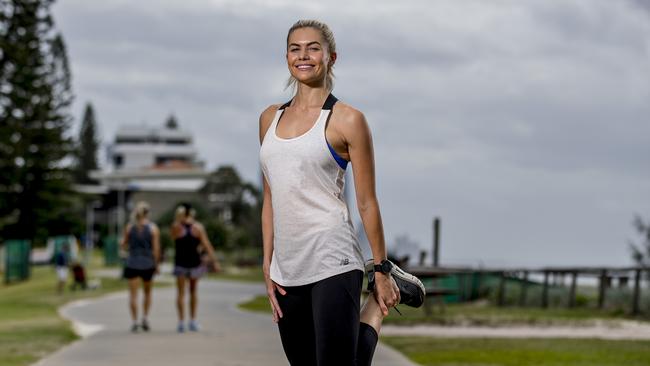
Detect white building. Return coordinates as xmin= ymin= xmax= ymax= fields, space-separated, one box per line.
xmin=109 ymin=125 xmax=200 ymax=171
xmin=89 ymin=123 xmax=210 ymax=235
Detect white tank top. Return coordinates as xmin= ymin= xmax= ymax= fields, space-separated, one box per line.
xmin=259 ymin=94 xmax=364 ymax=286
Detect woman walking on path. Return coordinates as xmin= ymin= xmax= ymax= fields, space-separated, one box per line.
xmin=171 ymin=203 xmax=220 ymax=333
xmin=259 ymin=20 xmax=425 ymax=365
xmin=120 ymin=201 xmax=160 ymax=333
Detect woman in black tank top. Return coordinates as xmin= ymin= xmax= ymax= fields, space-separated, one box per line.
xmin=171 ymin=203 xmax=220 ymax=332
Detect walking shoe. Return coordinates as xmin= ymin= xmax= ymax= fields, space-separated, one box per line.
xmin=365 ymin=259 xmax=426 ymax=308
xmin=141 ymin=319 xmax=150 ymax=332
xmin=177 ymin=322 xmax=185 ymax=333
xmin=188 ymin=320 xmax=200 ymax=332
xmin=130 ymin=323 xmax=139 ymax=333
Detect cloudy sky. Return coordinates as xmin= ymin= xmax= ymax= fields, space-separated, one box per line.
xmin=53 ymin=0 xmax=650 ymax=267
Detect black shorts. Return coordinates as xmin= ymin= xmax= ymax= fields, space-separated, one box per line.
xmin=123 ymin=267 xmax=155 ymax=281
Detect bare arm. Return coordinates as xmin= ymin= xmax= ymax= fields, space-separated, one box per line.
xmin=120 ymin=224 xmax=131 ymax=253
xmin=259 ymin=104 xmax=286 ymax=323
xmin=259 ymin=105 xmax=277 ymax=275
xmin=340 ymin=105 xmax=399 ymax=314
xmin=150 ymin=224 xmax=161 ymax=265
xmin=195 ymin=223 xmax=220 ymax=271
xmin=261 ymin=176 xmax=274 ymax=278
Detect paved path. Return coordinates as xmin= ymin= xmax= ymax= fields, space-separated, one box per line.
xmin=34 ymin=280 xmax=419 ymax=366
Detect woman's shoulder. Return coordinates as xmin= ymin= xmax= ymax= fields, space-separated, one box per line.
xmin=146 ymin=221 xmax=159 ymax=233
xmin=331 ymin=100 xmax=367 ymax=129
xmin=189 ymin=220 xmax=204 ymax=231
xmin=259 ymin=103 xmax=282 ymax=142
xmin=259 ymin=104 xmax=282 ymax=124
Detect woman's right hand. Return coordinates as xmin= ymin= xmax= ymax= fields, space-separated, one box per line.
xmin=265 ymin=276 xmax=286 ymax=323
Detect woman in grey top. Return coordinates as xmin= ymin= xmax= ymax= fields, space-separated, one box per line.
xmin=120 ymin=201 xmax=160 ymax=332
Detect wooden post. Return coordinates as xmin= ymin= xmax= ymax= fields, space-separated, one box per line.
xmin=519 ymin=271 xmax=529 ymax=307
xmin=598 ymin=269 xmax=607 ymax=309
xmin=458 ymin=272 xmax=465 ymax=302
xmin=542 ymin=270 xmax=549 ymax=308
xmin=632 ymin=269 xmax=641 ymax=315
xmin=497 ymin=272 xmax=507 ymax=307
xmin=418 ymin=250 xmax=427 ymax=266
xmin=568 ymin=271 xmax=578 ymax=308
xmin=433 ymin=217 xmax=440 ymax=267
xmin=619 ymin=277 xmax=629 ymax=288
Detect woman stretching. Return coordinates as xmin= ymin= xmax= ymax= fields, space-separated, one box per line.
xmin=259 ymin=19 xmax=425 ymax=365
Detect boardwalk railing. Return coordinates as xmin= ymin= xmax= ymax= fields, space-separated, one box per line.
xmin=408 ymin=265 xmax=650 ymax=315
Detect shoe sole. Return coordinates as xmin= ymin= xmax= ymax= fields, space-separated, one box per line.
xmin=364 ymin=260 xmax=427 ymax=308
xmin=390 ymin=264 xmax=426 ymax=307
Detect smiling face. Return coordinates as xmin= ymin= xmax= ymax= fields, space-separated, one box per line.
xmin=286 ymin=27 xmax=336 ymax=88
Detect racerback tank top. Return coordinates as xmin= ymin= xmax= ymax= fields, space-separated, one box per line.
xmin=259 ymin=94 xmax=364 ymax=286
xmin=126 ymin=223 xmax=156 ymax=270
xmin=174 ymin=223 xmax=202 ymax=268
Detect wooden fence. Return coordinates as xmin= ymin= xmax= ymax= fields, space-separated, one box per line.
xmin=408 ymin=266 xmax=650 ymax=315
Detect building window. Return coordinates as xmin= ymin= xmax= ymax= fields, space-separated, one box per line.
xmin=155 ymin=156 xmax=189 ymax=165
xmin=115 ymin=137 xmax=146 ymax=144
xmin=113 ymin=154 xmax=123 ymax=168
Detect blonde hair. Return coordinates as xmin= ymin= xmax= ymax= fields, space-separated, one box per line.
xmin=175 ymin=204 xmax=196 ymax=221
xmin=286 ymin=19 xmax=336 ymax=92
xmin=130 ymin=201 xmax=150 ymax=223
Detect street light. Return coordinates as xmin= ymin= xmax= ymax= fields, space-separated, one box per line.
xmin=85 ymin=200 xmax=102 ymax=266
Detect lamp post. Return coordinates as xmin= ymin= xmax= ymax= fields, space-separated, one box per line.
xmin=85 ymin=200 xmax=102 ymax=266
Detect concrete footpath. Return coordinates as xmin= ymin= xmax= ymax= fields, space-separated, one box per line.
xmin=34 ymin=280 xmax=419 ymax=366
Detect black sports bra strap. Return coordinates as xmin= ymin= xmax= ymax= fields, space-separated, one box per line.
xmin=322 ymin=94 xmax=338 ymax=110
xmin=279 ymin=94 xmax=337 ymax=111
xmin=279 ymin=100 xmax=292 ymax=110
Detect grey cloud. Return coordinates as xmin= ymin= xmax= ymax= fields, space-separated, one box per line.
xmin=53 ymin=0 xmax=650 ymax=267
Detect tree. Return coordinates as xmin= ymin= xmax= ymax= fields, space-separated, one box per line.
xmin=165 ymin=114 xmax=178 ymax=129
xmin=629 ymin=215 xmax=650 ymax=269
xmin=0 ymin=0 xmax=78 ymax=244
xmin=201 ymin=166 xmax=262 ymax=252
xmin=73 ymin=102 xmax=99 ymax=184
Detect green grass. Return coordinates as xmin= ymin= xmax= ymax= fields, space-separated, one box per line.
xmin=208 ymin=265 xmax=265 ymax=283
xmin=0 ymin=265 xmax=126 ymax=366
xmin=382 ymin=336 xmax=650 ymax=366
xmin=238 ymin=294 xmax=648 ymax=327
xmin=239 ymin=292 xmax=272 ymax=312
xmin=381 ymin=301 xmax=642 ymax=326
xmin=239 ymin=294 xmax=650 ymax=365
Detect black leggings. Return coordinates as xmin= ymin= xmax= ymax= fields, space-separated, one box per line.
xmin=276 ymin=270 xmax=378 ymax=366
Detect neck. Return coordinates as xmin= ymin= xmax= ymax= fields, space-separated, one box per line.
xmin=293 ymin=83 xmax=329 ymax=109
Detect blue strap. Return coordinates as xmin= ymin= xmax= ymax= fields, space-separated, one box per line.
xmin=327 ymin=142 xmax=348 ymax=170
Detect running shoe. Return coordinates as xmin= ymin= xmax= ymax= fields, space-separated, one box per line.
xmin=141 ymin=319 xmax=150 ymax=332
xmin=365 ymin=260 xmax=426 ymax=308
xmin=177 ymin=322 xmax=185 ymax=333
xmin=130 ymin=323 xmax=139 ymax=333
xmin=188 ymin=320 xmax=200 ymax=332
